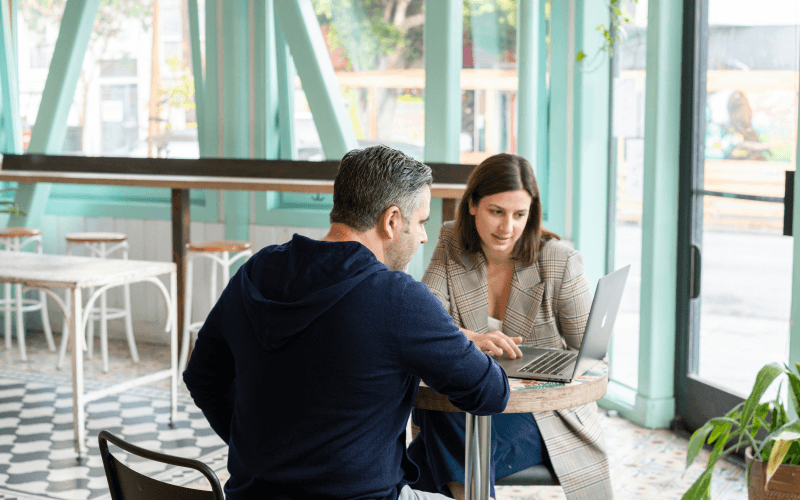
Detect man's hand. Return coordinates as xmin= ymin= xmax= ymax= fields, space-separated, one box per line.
xmin=461 ymin=328 xmax=523 ymax=359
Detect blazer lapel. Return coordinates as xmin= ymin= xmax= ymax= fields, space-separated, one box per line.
xmin=453 ymin=249 xmax=489 ymax=333
xmin=503 ymin=260 xmax=545 ymax=339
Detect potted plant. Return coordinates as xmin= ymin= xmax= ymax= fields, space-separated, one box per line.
xmin=0 ymin=188 xmax=24 ymax=216
xmin=683 ymin=362 xmax=800 ymax=499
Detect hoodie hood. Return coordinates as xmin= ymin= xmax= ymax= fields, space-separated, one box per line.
xmin=237 ymin=234 xmax=386 ymax=352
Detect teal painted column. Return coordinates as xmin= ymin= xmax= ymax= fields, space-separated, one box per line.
xmin=546 ymin=0 xmax=569 ymax=234
xmin=276 ymin=20 xmax=296 ymax=161
xmin=8 ymin=0 xmax=100 ymax=230
xmin=221 ymin=0 xmax=250 ymax=243
xmin=0 ymin=0 xmax=21 ymax=154
xmin=253 ymin=0 xmax=279 ymax=160
xmin=517 ymin=0 xmax=547 ymax=184
xmin=422 ymin=0 xmax=461 ymax=272
xmin=789 ymin=59 xmax=800 ymax=416
xmin=423 ymin=0 xmax=460 ymax=164
xmin=274 ymin=0 xmax=357 ymax=160
xmin=204 ymin=0 xmax=221 ymax=156
xmin=572 ymin=0 xmax=610 ymax=289
xmin=633 ymin=0 xmax=683 ymax=429
xmin=188 ymin=0 xmax=206 ymax=157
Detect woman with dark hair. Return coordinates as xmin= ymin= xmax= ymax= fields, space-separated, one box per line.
xmin=407 ymin=154 xmax=612 ymax=500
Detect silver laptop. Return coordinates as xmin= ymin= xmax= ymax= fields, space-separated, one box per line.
xmin=495 ymin=265 xmax=630 ymax=383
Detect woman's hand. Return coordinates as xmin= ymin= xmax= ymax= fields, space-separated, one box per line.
xmin=461 ymin=328 xmax=523 ymax=359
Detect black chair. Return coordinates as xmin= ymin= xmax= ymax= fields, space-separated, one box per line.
xmin=409 ymin=421 xmax=560 ymax=487
xmin=495 ymin=464 xmax=560 ymax=486
xmin=98 ymin=430 xmax=225 ymax=500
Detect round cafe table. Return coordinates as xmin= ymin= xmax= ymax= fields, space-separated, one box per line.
xmin=413 ymin=363 xmax=608 ymax=500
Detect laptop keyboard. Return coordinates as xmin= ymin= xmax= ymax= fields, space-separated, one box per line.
xmin=519 ymin=350 xmax=578 ymax=376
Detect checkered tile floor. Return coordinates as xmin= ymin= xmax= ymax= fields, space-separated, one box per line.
xmin=0 ymin=370 xmax=227 ymax=500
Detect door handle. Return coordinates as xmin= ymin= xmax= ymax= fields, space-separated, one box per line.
xmin=690 ymin=244 xmax=701 ymax=300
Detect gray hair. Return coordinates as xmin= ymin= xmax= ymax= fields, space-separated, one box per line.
xmin=330 ymin=145 xmax=433 ymax=231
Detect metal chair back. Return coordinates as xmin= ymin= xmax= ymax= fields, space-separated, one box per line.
xmin=98 ymin=430 xmax=224 ymax=500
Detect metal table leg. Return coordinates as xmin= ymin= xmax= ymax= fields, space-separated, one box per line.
xmin=464 ymin=413 xmax=492 ymax=500
xmin=169 ymin=270 xmax=178 ymax=425
xmin=70 ymin=288 xmax=87 ymax=459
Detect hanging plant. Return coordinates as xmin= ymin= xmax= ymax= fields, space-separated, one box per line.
xmin=0 ymin=188 xmax=26 ymax=217
xmin=576 ymin=0 xmax=638 ymax=65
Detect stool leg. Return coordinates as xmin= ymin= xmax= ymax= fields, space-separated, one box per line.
xmin=221 ymin=251 xmax=230 ymax=290
xmin=209 ymin=256 xmax=218 ymax=309
xmin=100 ymin=287 xmax=109 ymax=373
xmin=15 ymin=284 xmax=26 ymax=361
xmin=40 ymin=290 xmax=56 ymax=352
xmin=121 ymin=247 xmax=139 ymax=363
xmin=4 ymin=283 xmax=10 ymax=351
xmin=179 ymin=257 xmax=195 ymax=374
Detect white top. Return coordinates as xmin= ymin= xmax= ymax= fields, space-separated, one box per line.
xmin=487 ymin=316 xmax=503 ymax=333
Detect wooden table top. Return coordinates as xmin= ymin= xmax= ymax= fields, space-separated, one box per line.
xmin=0 ymin=252 xmax=175 ymax=289
xmin=0 ymin=170 xmax=467 ymax=199
xmin=414 ymin=362 xmax=608 ymax=413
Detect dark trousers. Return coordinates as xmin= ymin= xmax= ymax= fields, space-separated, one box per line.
xmin=407 ymin=409 xmax=549 ymax=499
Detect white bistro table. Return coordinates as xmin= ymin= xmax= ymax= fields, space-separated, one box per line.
xmin=0 ymin=252 xmax=178 ymax=459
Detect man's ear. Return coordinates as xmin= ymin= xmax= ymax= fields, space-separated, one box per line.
xmin=380 ymin=206 xmax=403 ymax=240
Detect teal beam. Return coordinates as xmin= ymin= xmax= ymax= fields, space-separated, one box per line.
xmin=0 ymin=0 xmax=22 ymax=154
xmin=629 ymin=0 xmax=683 ymax=429
xmin=516 ymin=0 xmax=547 ymax=195
xmin=222 ymin=1 xmax=250 ymax=243
xmin=274 ymin=0 xmax=357 ymax=160
xmin=253 ymin=0 xmax=279 ymax=160
xmin=422 ymin=0 xmax=461 ymax=271
xmin=572 ymin=0 xmax=611 ymax=289
xmin=9 ymin=0 xmax=100 ymax=229
xmin=276 ymin=20 xmax=296 ymax=161
xmin=423 ymin=0 xmax=461 ymax=164
xmin=204 ymin=0 xmax=221 ymax=156
xmin=188 ymin=0 xmax=206 ymax=157
xmin=546 ymin=0 xmax=569 ymax=234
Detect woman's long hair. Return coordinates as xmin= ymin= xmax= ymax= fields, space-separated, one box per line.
xmin=455 ymin=153 xmax=559 ymax=267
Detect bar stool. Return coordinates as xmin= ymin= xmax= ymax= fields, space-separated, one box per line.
xmin=0 ymin=227 xmax=56 ymax=360
xmin=178 ymin=240 xmax=252 ymax=373
xmin=60 ymin=232 xmax=138 ymax=373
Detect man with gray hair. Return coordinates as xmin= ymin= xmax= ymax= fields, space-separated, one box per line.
xmin=184 ymin=145 xmax=509 ymax=500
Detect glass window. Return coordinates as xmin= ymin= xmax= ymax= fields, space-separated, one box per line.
xmin=311 ymin=0 xmax=426 ymax=160
xmin=692 ymin=0 xmax=799 ymax=399
xmin=17 ymin=0 xmax=200 ymax=158
xmin=610 ymin=0 xmax=648 ymax=390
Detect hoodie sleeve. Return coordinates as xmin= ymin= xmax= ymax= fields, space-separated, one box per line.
xmin=183 ymin=298 xmax=236 ymax=444
xmin=397 ymin=280 xmax=509 ymax=416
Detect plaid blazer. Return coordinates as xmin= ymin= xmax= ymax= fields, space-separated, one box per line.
xmin=421 ymin=222 xmax=613 ymax=500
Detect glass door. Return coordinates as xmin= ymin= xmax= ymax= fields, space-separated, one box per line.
xmin=676 ymin=0 xmax=799 ymax=430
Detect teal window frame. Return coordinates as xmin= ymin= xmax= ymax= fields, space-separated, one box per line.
xmin=254 ymin=191 xmax=332 ymax=228
xmin=41 ymin=184 xmax=219 ymax=222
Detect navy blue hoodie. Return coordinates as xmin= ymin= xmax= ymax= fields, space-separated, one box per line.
xmin=184 ymin=234 xmax=509 ymax=500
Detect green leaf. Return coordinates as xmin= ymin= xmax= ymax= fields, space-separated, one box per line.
xmin=687 ymin=422 xmax=715 ymax=467
xmin=770 ymin=419 xmax=800 ymax=442
xmin=575 ymin=51 xmax=586 ymax=62
xmin=786 ymin=371 xmax=800 ymax=416
xmin=681 ymin=468 xmax=713 ymax=500
xmin=740 ymin=363 xmax=783 ymax=443
xmin=766 ymin=439 xmax=792 ymax=488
